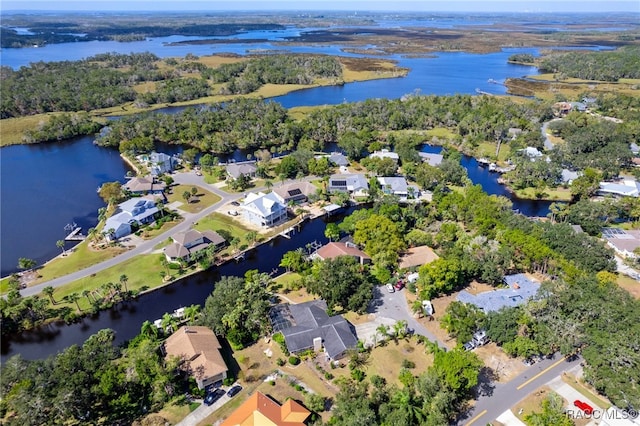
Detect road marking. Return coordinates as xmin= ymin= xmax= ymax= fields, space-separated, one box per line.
xmin=516 ymin=357 xmax=566 ymax=390
xmin=465 ymin=409 xmax=487 ymax=426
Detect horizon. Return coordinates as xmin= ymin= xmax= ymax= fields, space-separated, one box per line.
xmin=2 ymin=1 xmax=639 ymax=13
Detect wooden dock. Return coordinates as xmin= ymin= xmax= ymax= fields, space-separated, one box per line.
xmin=64 ymin=227 xmax=85 ymax=241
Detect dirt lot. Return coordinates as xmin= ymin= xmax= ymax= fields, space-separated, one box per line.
xmin=407 ymin=282 xmax=527 ymax=383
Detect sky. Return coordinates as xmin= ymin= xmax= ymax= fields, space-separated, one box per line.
xmin=2 ymin=0 xmax=639 ymax=13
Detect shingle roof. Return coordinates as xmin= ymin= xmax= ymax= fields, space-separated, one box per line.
xmin=399 ymin=245 xmax=439 ymax=269
xmin=329 ymin=152 xmax=349 ymax=166
xmin=272 ymin=181 xmax=316 ymax=201
xmin=243 ymin=192 xmax=287 ymax=217
xmin=314 ymin=242 xmax=370 ymax=262
xmin=226 ymin=162 xmax=257 ymax=179
xmin=274 ymin=300 xmax=358 ymax=360
xmin=418 ymin=152 xmax=444 ymax=166
xmin=220 ymin=392 xmax=310 ymax=426
xmin=378 ymin=176 xmax=408 ymax=193
xmin=164 ymin=326 xmax=228 ymax=381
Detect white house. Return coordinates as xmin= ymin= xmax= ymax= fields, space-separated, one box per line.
xmin=104 ymin=197 xmax=159 ymax=240
xmin=418 ymin=152 xmax=444 ymax=166
xmin=369 ymin=149 xmax=399 ymax=161
xmin=137 ymin=152 xmax=177 ymax=176
xmin=518 ymin=147 xmax=544 ymax=161
xmin=242 ymin=192 xmax=288 ymax=227
xmin=598 ymin=180 xmax=640 ymax=198
xmin=328 ymin=174 xmax=369 ymax=196
xmin=377 ymin=176 xmax=420 ymax=200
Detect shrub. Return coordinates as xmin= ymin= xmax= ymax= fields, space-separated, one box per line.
xmin=222 ymin=376 xmax=235 ymax=386
xmin=269 ymin=380 xmax=275 ymax=386
xmin=273 ymin=332 xmax=289 ymax=355
xmin=351 ymin=369 xmax=366 ymax=382
xmin=305 ymin=393 xmax=326 ymax=413
xmin=401 ymin=359 xmax=416 ymax=369
xmin=288 ymin=355 xmax=300 ymax=366
xmin=276 ymin=358 xmax=285 ymax=366
xmin=324 ymin=372 xmax=334 ymax=380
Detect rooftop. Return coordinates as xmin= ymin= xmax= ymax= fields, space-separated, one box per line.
xmin=164 ymin=326 xmax=228 ymax=381
xmin=399 ymin=245 xmax=439 ymax=269
xmin=220 ymin=391 xmax=310 ymax=426
xmin=313 ymin=242 xmax=370 ymax=262
xmin=457 ymin=273 xmax=540 ymax=312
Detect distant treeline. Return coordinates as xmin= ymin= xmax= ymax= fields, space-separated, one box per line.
xmin=0 ymin=23 xmax=285 ymax=48
xmin=538 ymin=46 xmax=640 ymax=81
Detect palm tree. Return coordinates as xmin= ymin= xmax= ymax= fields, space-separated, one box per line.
xmin=17 ymin=257 xmax=36 ymax=271
xmin=376 ymin=324 xmax=390 ymax=347
xmin=245 ymin=231 xmax=258 ymax=246
xmin=155 ymin=200 xmax=164 ymax=217
xmin=160 ymin=271 xmax=168 ymax=283
xmin=42 ymin=286 xmax=56 ymax=305
xmin=161 ymin=312 xmax=178 ymax=334
xmin=113 ymin=282 xmax=123 ymax=301
xmin=56 ymin=240 xmax=66 ymax=256
xmin=265 ymin=180 xmax=273 ymax=191
xmin=411 ymin=300 xmax=424 ymax=318
xmin=184 ymin=304 xmax=200 ymax=324
xmin=393 ymin=320 xmax=409 ymax=342
xmin=182 ymin=190 xmax=191 ymax=204
xmin=119 ymin=274 xmax=129 ymax=294
xmin=82 ymin=289 xmax=93 ymax=305
xmin=87 ymin=227 xmax=98 ymax=244
xmin=140 ymin=320 xmax=158 ymax=339
xmin=66 ymin=293 xmax=82 ymax=312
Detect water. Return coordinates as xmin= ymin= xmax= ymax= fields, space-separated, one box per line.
xmin=0 ymin=137 xmax=132 ymax=277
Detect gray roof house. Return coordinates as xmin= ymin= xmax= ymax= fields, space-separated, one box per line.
xmin=269 ymin=300 xmax=358 ymax=360
xmin=272 ymin=181 xmax=317 ymax=205
xmin=369 ymin=149 xmax=399 ymax=161
xmin=328 ymin=152 xmax=350 ymax=167
xmin=242 ymin=192 xmax=288 ymax=227
xmin=602 ymin=228 xmax=640 ymax=259
xmin=163 ymin=229 xmax=226 ymax=263
xmin=137 ymin=152 xmax=177 ymax=176
xmin=226 ymin=161 xmax=258 ymax=179
xmin=456 ymin=273 xmax=540 ymax=312
xmin=418 ymin=152 xmax=444 ymax=166
xmin=598 ymin=180 xmax=640 ymax=198
xmin=560 ymin=169 xmax=580 ymax=185
xmin=328 ymin=174 xmax=369 ymax=195
xmin=104 ymin=197 xmax=159 ymax=241
xmin=377 ymin=176 xmax=420 ymax=200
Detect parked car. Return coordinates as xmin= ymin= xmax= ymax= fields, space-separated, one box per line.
xmin=204 ymin=388 xmax=225 ymax=406
xmin=463 ymin=341 xmax=476 ymax=351
xmin=394 ymin=280 xmax=404 ymax=291
xmin=227 ymin=385 xmax=242 ymax=398
xmin=231 ymin=201 xmax=240 ymax=206
xmin=386 ymin=283 xmax=395 ymax=293
xmin=574 ymin=400 xmax=594 ymax=415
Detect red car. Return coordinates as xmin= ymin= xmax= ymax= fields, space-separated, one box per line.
xmin=573 ymin=400 xmax=594 ymax=415
xmin=394 ymin=280 xmax=404 ymax=291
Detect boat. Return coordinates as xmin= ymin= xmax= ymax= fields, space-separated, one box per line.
xmin=477 ymin=158 xmax=491 ymax=167
xmin=488 ymin=163 xmax=497 ymax=172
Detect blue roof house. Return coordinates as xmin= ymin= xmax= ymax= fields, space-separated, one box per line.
xmin=456 ymin=273 xmax=540 ymax=312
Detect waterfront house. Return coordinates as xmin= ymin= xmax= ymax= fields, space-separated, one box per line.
xmin=328 ymin=152 xmax=350 ymax=167
xmin=269 ymin=300 xmax=358 ymax=360
xmin=163 ymin=326 xmax=228 ymax=390
xmin=123 ymin=176 xmax=167 ymax=194
xmin=104 ymin=197 xmax=159 ymax=241
xmin=311 ymin=241 xmax=371 ymax=265
xmin=377 ymin=176 xmax=420 ymax=200
xmin=328 ymin=173 xmax=369 ymax=196
xmin=518 ymin=146 xmax=544 ymax=161
xmin=598 ymin=179 xmax=640 ymax=198
xmin=456 ymin=273 xmax=540 ymax=312
xmin=369 ymin=149 xmax=399 ymax=161
xmin=560 ymin=169 xmax=580 ymax=185
xmin=221 ymin=392 xmax=310 ymax=426
xmin=163 ymin=229 xmax=226 ymax=263
xmin=226 ymin=161 xmax=258 ymax=180
xmin=272 ymin=181 xmax=317 ymax=205
xmin=242 ymin=192 xmax=288 ymax=227
xmin=137 ymin=152 xmax=177 ymax=176
xmin=418 ymin=152 xmax=444 ymax=166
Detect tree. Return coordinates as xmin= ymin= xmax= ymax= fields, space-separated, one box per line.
xmin=182 ymin=190 xmax=191 ymax=203
xmin=140 ymin=319 xmax=158 ymax=339
xmin=42 ymin=286 xmax=56 ymax=305
xmin=524 ymin=392 xmax=574 ymax=426
xmin=161 ymin=312 xmax=178 ymax=334
xmin=65 ymin=292 xmax=82 ymax=312
xmin=305 ymin=393 xmax=326 ymax=413
xmin=353 ymin=213 xmax=405 ymax=261
xmin=183 ymin=304 xmax=200 ymax=324
xmin=440 ymin=301 xmax=485 ymax=344
xmin=280 ymin=250 xmax=307 ymax=273
xmin=432 ymin=347 xmax=483 ymax=398
xmin=17 ymin=257 xmax=36 ymax=271
xmin=191 ymin=186 xmax=198 ymax=197
xmin=119 ymin=274 xmax=129 ymax=294
xmin=98 ymin=181 xmax=124 ymax=205
xmin=325 ymin=223 xmax=340 ymax=242
xmin=56 ymin=240 xmax=66 ymax=256
xmin=245 ymin=231 xmax=258 ymax=246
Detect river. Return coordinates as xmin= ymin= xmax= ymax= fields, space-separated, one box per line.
xmin=1 ymin=17 xmax=560 ymax=361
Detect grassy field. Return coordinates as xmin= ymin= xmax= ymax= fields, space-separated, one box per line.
xmin=512 ymin=186 xmax=573 ymax=202
xmin=617 ymin=274 xmax=640 ymax=299
xmin=475 ymin=141 xmax=509 ymax=162
xmin=193 ymin=212 xmax=251 ymax=243
xmin=1 ymin=113 xmax=61 ymax=146
xmin=166 ymin=184 xmax=222 ymax=214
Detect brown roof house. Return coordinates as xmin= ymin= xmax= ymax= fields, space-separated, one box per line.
xmin=163 ymin=326 xmax=228 ymax=390
xmin=272 ymin=181 xmax=317 ymax=205
xmin=163 ymin=229 xmax=226 ymax=263
xmin=311 ymin=241 xmax=371 ymax=265
xmin=123 ymin=176 xmax=166 ymax=194
xmin=399 ymin=245 xmax=439 ymax=269
xmin=221 ymin=391 xmax=310 ymax=426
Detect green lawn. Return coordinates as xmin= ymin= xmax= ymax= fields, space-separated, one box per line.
xmin=166 ymin=184 xmax=221 ymax=213
xmin=513 ymin=186 xmax=573 ymax=202
xmin=475 ymin=141 xmax=509 ymax=162
xmin=193 ymin=212 xmax=251 ymax=242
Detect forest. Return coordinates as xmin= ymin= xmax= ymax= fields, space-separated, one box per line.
xmin=538 ymin=46 xmax=640 ymax=81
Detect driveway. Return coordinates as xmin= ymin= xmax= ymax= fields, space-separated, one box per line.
xmin=175 ymin=393 xmax=233 ymax=426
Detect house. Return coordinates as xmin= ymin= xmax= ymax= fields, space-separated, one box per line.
xmin=598 ymin=180 xmax=640 ymax=198
xmin=328 ymin=152 xmax=350 ymax=167
xmin=399 ymin=245 xmax=439 ymax=269
xmin=242 ymin=192 xmax=288 ymax=227
xmin=226 ymin=161 xmax=258 ymax=180
xmin=104 ymin=197 xmax=159 ymax=240
xmin=570 ymin=101 xmax=587 ymax=112
xmin=272 ymin=181 xmax=317 ymax=205
xmin=269 ymin=300 xmax=358 ymax=360
xmin=630 ymin=143 xmax=639 ymax=155
xmin=553 ymin=101 xmax=572 ymax=116
xmin=163 ymin=326 xmax=228 ymax=390
xmin=518 ymin=147 xmax=543 ymax=160
xmin=418 ymin=152 xmax=444 ymax=166
xmin=328 ymin=174 xmax=369 ymax=196
xmin=456 ymin=273 xmax=540 ymax=312
xmin=311 ymin=241 xmax=371 ymax=265
xmin=163 ymin=229 xmax=226 ymax=263
xmin=123 ymin=176 xmax=167 ymax=194
xmin=369 ymin=149 xmax=399 ymax=161
xmin=220 ymin=391 xmax=310 ymax=426
xmin=560 ymin=169 xmax=580 ymax=185
xmin=508 ymin=128 xmax=523 ymax=140
xmin=602 ymin=228 xmax=640 ymax=259
xmin=377 ymin=176 xmax=420 ymax=200
xmin=138 ymin=152 xmax=177 ymax=176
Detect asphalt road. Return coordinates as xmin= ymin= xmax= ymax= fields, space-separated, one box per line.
xmin=460 ymin=354 xmax=583 ymax=425
xmin=19 ymin=171 xmax=242 ymax=298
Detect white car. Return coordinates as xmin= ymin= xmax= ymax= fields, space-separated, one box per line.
xmin=386 ymin=283 xmax=395 ymax=293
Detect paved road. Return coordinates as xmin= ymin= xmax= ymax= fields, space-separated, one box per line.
xmin=19 ymin=171 xmax=242 ymax=298
xmin=542 ymin=119 xmax=561 ymax=151
xmin=460 ymin=354 xmax=583 ymax=425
